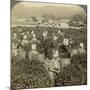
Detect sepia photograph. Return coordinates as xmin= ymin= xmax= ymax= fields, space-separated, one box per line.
xmin=11 ymin=1 xmax=87 ymax=90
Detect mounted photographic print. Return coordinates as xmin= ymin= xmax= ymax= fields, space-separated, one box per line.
xmin=11 ymin=0 xmax=87 ymax=89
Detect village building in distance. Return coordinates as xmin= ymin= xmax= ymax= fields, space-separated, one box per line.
xmin=12 ymin=15 xmax=86 ymax=29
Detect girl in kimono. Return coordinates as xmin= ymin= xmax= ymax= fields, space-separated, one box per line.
xmin=45 ymin=49 xmax=60 ymax=86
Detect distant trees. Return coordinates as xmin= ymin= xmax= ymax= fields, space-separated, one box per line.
xmin=42 ymin=14 xmax=57 ymax=22
xmin=42 ymin=14 xmax=49 ymax=23
xmin=71 ymin=14 xmax=86 ymax=24
xmin=31 ymin=16 xmax=37 ymax=22
xmin=68 ymin=14 xmax=86 ymax=26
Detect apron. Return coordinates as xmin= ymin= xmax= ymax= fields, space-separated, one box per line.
xmin=63 ymin=39 xmax=69 ymax=46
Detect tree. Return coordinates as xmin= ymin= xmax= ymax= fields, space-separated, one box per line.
xmin=71 ymin=14 xmax=86 ymax=23
xmin=31 ymin=16 xmax=37 ymax=22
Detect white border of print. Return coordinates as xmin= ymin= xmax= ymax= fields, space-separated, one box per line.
xmin=0 ymin=0 xmax=89 ymax=90
xmin=17 ymin=0 xmax=87 ymax=5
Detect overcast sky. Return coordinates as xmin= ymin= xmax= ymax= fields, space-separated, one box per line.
xmin=11 ymin=1 xmax=86 ymax=18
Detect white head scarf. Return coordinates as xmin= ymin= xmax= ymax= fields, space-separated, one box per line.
xmin=31 ymin=31 xmax=34 ymax=35
xmin=31 ymin=44 xmax=37 ymax=50
xmin=13 ymin=33 xmax=17 ymax=40
xmin=80 ymin=43 xmax=84 ymax=48
xmin=33 ymin=34 xmax=36 ymax=38
xmin=53 ymin=50 xmax=59 ymax=58
xmin=53 ymin=36 xmax=58 ymax=40
xmin=23 ymin=35 xmax=27 ymax=39
xmin=58 ymin=30 xmax=61 ymax=34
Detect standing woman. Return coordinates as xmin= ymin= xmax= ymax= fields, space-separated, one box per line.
xmin=22 ymin=35 xmax=29 ymax=60
xmin=45 ymin=49 xmax=60 ymax=87
xmin=28 ymin=44 xmax=38 ymax=61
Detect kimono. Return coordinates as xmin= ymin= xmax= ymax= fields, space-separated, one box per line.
xmin=45 ymin=57 xmax=60 ymax=86
xmin=22 ymin=39 xmax=28 ymax=51
xmin=28 ymin=50 xmax=38 ymax=61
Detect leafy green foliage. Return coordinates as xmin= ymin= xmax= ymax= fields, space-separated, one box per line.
xmin=55 ymin=54 xmax=87 ymax=86
xmin=11 ymin=59 xmax=50 ymax=90
xmin=11 ymin=26 xmax=87 ymax=89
